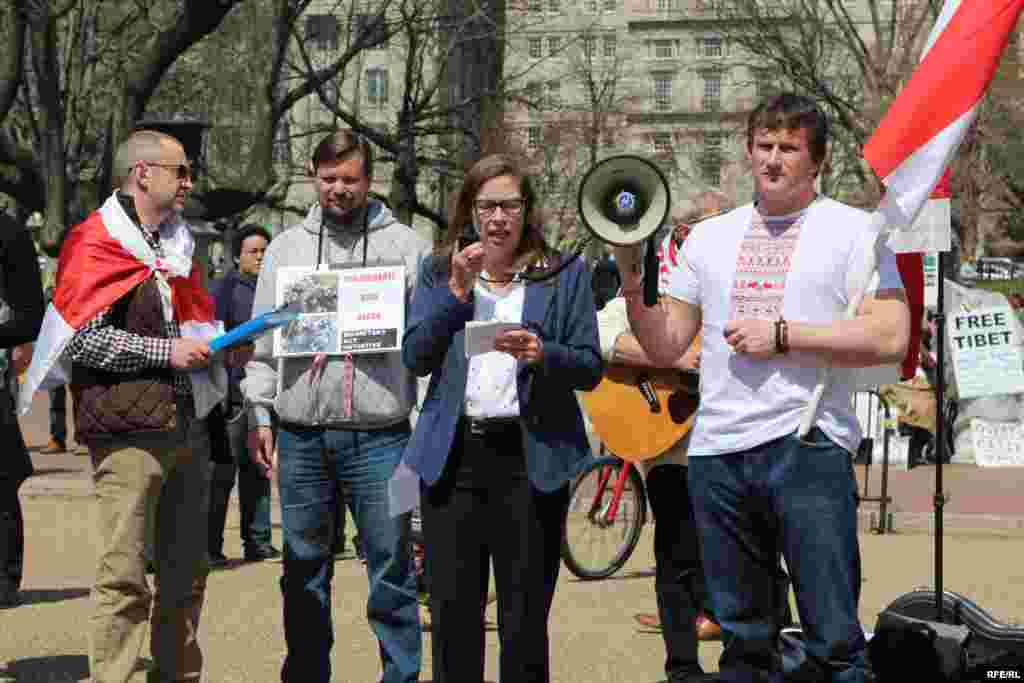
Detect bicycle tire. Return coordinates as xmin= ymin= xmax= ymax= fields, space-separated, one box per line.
xmin=561 ymin=456 xmax=647 ymax=580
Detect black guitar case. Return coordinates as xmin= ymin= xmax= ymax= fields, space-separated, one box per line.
xmin=879 ymin=590 xmax=1024 ymax=679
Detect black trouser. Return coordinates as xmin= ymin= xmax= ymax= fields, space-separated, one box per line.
xmin=420 ymin=419 xmax=569 ymax=683
xmin=0 ymin=476 xmax=26 ymax=594
xmin=647 ymin=464 xmax=708 ymax=680
xmin=50 ymin=385 xmax=67 ymax=444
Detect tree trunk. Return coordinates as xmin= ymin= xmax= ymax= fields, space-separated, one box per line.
xmin=445 ymin=0 xmax=505 ymax=170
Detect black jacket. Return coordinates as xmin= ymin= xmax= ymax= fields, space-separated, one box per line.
xmin=0 ymin=215 xmax=45 ymax=481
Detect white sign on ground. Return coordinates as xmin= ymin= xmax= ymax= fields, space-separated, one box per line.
xmin=970 ymin=418 xmax=1024 ymax=467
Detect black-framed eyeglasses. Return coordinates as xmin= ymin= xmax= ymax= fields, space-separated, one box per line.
xmin=146 ymin=162 xmax=195 ymax=181
xmin=474 ymin=198 xmax=524 ymax=216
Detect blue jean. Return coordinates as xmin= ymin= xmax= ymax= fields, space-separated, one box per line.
xmin=276 ymin=421 xmax=420 ymax=683
xmin=688 ymin=429 xmax=868 ymax=683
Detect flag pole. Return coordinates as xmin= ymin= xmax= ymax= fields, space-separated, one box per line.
xmin=933 ymin=252 xmax=948 ymax=622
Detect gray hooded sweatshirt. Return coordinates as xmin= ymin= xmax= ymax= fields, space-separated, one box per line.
xmin=242 ymin=200 xmax=431 ymax=429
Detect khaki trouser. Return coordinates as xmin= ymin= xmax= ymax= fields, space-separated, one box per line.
xmin=88 ymin=410 xmax=211 ymax=683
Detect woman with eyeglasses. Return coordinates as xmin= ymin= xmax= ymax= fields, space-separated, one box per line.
xmin=401 ymin=154 xmax=602 ymax=682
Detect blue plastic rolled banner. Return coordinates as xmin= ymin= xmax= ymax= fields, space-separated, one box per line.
xmin=209 ymin=303 xmax=301 ymax=352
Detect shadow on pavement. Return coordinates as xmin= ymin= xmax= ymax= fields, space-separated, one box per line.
xmin=566 ymin=567 xmax=656 ymax=583
xmin=0 ymin=654 xmax=89 ymax=682
xmin=18 ymin=588 xmax=90 ymax=605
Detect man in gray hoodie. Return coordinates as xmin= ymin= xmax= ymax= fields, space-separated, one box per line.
xmin=242 ymin=131 xmax=428 ymax=683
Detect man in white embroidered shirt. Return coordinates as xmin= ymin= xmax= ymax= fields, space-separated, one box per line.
xmin=615 ymin=93 xmax=910 ymax=682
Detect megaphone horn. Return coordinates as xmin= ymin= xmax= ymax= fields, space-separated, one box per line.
xmin=577 ymin=155 xmax=671 ymax=247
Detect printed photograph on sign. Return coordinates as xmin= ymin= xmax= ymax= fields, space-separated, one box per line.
xmin=282 ymin=271 xmax=340 ymax=314
xmin=273 ymin=264 xmax=405 ymax=357
xmin=281 ymin=315 xmax=338 ymax=355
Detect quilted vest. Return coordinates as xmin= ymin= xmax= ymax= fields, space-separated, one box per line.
xmin=71 ymin=277 xmax=178 ymax=443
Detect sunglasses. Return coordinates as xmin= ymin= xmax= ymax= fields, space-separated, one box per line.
xmin=146 ymin=161 xmax=196 ymax=181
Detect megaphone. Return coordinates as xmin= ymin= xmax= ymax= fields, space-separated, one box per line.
xmin=577 ymin=155 xmax=671 ymax=246
xmin=578 ymin=155 xmax=671 ymax=307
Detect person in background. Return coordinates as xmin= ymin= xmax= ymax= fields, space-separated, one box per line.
xmin=402 ymin=153 xmax=602 ymax=683
xmin=0 ymin=213 xmax=45 ymax=608
xmin=207 ymin=224 xmax=280 ymax=566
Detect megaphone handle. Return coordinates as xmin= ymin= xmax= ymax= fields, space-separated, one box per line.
xmin=643 ymin=239 xmax=659 ymax=308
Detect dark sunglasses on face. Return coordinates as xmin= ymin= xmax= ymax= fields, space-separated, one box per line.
xmin=146 ymin=161 xmax=196 ymax=181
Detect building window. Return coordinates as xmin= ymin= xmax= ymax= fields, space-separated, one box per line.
xmin=528 ymin=0 xmax=543 ymax=11
xmin=701 ymin=132 xmax=723 ymax=185
xmin=584 ymin=36 xmax=597 ymax=58
xmin=585 ymin=0 xmax=597 ymax=11
xmin=604 ymin=35 xmax=617 ymax=58
xmin=366 ymin=68 xmax=388 ymax=106
xmin=548 ymin=36 xmax=561 ymax=56
xmin=654 ymin=40 xmax=674 ymax=59
xmin=546 ymin=80 xmax=561 ymax=107
xmin=549 ymin=0 xmax=560 ymax=12
xmin=528 ymin=125 xmax=543 ymax=148
xmin=525 ymin=81 xmax=542 ymax=103
xmin=653 ymin=133 xmax=672 ymax=154
xmin=305 ymin=14 xmax=339 ymax=51
xmin=529 ymin=37 xmax=542 ymax=58
xmin=354 ymin=14 xmax=388 ymax=49
xmin=703 ymin=72 xmax=722 ymax=112
xmin=653 ymin=74 xmax=672 ymax=111
xmin=604 ymin=0 xmax=617 ymax=9
xmin=656 ymin=0 xmax=675 ymax=11
xmin=698 ymin=35 xmax=724 ymax=58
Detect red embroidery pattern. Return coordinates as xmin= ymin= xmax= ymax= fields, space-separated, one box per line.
xmin=729 ymin=210 xmax=807 ymax=320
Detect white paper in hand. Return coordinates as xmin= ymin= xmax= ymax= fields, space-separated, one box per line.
xmin=388 ymin=460 xmax=421 ymax=517
xmin=464 ymin=321 xmax=522 ymax=358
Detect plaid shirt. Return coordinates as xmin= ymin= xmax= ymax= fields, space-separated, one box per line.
xmin=64 ymin=193 xmax=189 ymax=395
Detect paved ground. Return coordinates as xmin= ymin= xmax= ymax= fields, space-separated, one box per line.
xmin=5 ymin=390 xmax=1024 ymax=681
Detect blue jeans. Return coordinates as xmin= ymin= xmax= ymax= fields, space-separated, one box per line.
xmin=688 ymin=429 xmax=868 ymax=683
xmin=276 ymin=421 xmax=420 ymax=683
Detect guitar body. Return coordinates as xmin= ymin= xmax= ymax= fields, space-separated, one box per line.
xmin=881 ymin=590 xmax=1024 ymax=670
xmin=579 ymin=365 xmax=699 ymax=463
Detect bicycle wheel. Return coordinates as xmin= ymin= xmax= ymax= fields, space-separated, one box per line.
xmin=561 ymin=455 xmax=647 ymax=580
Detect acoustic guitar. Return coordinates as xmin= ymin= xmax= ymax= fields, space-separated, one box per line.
xmin=579 ymin=364 xmax=699 ymax=463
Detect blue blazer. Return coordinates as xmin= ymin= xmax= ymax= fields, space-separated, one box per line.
xmin=402 ymin=253 xmax=603 ymax=493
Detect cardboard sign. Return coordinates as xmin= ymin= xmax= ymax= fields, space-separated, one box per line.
xmin=970 ymin=418 xmax=1024 ymax=467
xmin=949 ymin=306 xmax=1024 ymax=399
xmin=274 ymin=264 xmax=405 ymax=356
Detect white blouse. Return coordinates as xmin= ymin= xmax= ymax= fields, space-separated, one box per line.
xmin=464 ymin=278 xmax=526 ymax=418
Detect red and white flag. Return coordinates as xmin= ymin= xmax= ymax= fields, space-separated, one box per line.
xmin=19 ymin=193 xmax=226 ymax=418
xmin=866 ymin=0 xmax=1022 ymax=379
xmin=864 ymin=0 xmax=1023 ymax=246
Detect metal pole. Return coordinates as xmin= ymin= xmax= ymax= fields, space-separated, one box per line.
xmin=934 ymin=251 xmax=947 ymax=622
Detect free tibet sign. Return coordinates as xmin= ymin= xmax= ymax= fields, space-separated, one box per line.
xmin=949 ymin=306 xmax=1024 ymax=399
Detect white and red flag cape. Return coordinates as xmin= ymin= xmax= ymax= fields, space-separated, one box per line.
xmin=19 ymin=193 xmax=226 ymax=418
xmin=803 ymin=0 xmax=1024 ymax=432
